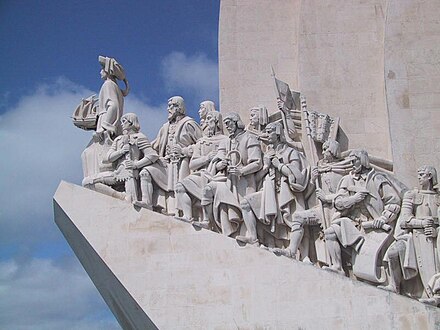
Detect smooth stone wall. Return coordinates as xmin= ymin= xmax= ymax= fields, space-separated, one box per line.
xmin=219 ymin=0 xmax=440 ymax=187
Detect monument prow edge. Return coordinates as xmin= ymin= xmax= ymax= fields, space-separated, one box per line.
xmin=54 ymin=181 xmax=440 ymax=329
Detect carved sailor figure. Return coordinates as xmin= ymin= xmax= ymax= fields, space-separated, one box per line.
xmin=323 ymin=149 xmax=401 ymax=280
xmin=143 ymin=96 xmax=202 ymax=213
xmin=379 ymin=165 xmax=439 ymax=299
xmin=175 ymin=111 xmax=227 ymax=222
xmin=237 ymin=121 xmax=309 ymax=247
xmin=198 ymin=100 xmax=217 ymax=135
xmin=199 ymin=112 xmax=262 ymax=236
xmin=271 ymin=139 xmax=351 ymax=260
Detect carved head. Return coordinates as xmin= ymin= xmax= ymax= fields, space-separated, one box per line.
xmin=206 ymin=111 xmax=223 ymax=135
xmin=121 ymin=113 xmax=140 ymax=133
xmin=199 ymin=101 xmax=216 ymax=120
xmin=417 ymin=165 xmax=438 ymax=188
xmin=349 ymin=149 xmax=370 ymax=173
xmin=98 ymin=56 xmax=126 ymax=81
xmin=264 ymin=122 xmax=285 ymax=145
xmin=167 ymin=96 xmax=186 ymax=121
xmin=322 ymin=139 xmax=341 ymax=160
xmin=249 ymin=106 xmax=268 ymax=129
xmin=223 ymin=112 xmax=245 ymax=136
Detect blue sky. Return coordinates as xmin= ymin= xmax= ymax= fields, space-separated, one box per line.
xmin=0 ymin=1 xmax=220 ymax=328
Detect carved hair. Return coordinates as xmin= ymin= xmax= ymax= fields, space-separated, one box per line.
xmin=223 ymin=112 xmax=245 ymax=129
xmin=350 ymin=149 xmax=370 ymax=168
xmin=323 ymin=139 xmax=341 ymax=158
xmin=168 ymin=96 xmax=186 ymax=115
xmin=200 ymin=100 xmax=216 ymax=113
xmin=121 ymin=113 xmax=140 ymax=133
xmin=418 ymin=165 xmax=438 ymax=186
xmin=265 ymin=121 xmax=286 ymax=143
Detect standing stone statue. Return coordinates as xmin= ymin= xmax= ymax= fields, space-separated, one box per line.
xmin=199 ymin=112 xmax=262 ymax=236
xmin=271 ymin=139 xmax=351 ymax=260
xmin=237 ymin=121 xmax=309 ymax=248
xmin=175 ymin=111 xmax=227 ymax=222
xmin=379 ymin=166 xmax=439 ymax=299
xmin=324 ymin=149 xmax=401 ymax=279
xmin=144 ymin=96 xmax=202 ymax=213
xmin=79 ymin=56 xmax=129 ymax=186
xmin=198 ymin=100 xmax=217 ymax=135
xmin=95 ymin=55 xmax=130 ymax=140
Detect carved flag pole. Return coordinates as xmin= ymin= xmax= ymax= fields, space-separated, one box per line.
xmin=301 ymin=96 xmax=327 ymax=227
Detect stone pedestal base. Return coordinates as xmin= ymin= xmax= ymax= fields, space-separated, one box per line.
xmin=54 ymin=181 xmax=440 ymax=329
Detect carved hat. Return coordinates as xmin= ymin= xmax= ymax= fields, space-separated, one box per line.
xmin=98 ymin=56 xmax=126 ymax=81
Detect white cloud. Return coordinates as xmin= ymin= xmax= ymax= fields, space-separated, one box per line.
xmin=0 ymin=77 xmax=167 ymax=328
xmin=0 ymin=257 xmax=120 ymax=330
xmin=161 ymin=51 xmax=219 ymax=103
xmin=0 ymin=77 xmax=166 ymax=247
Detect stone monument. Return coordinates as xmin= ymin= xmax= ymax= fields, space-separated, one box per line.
xmin=55 ymin=2 xmax=440 ymax=329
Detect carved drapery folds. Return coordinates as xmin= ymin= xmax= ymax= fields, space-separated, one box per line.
xmin=72 ymin=57 xmax=440 ymax=307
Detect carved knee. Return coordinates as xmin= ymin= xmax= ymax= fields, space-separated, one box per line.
xmin=201 ymin=185 xmax=214 ymax=206
xmin=139 ymin=169 xmax=152 ymax=182
xmin=386 ymin=240 xmax=405 ymax=261
xmin=174 ymin=182 xmax=186 ymax=194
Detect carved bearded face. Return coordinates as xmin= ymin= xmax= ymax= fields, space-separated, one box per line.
xmin=265 ymin=125 xmax=279 ymax=145
xmin=249 ymin=109 xmax=259 ymax=127
xmin=418 ymin=169 xmax=432 ymax=188
xmin=322 ymin=144 xmax=333 ymax=161
xmin=167 ymin=99 xmax=181 ymax=121
xmin=206 ymin=112 xmax=217 ymax=132
xmin=223 ymin=118 xmax=237 ymax=136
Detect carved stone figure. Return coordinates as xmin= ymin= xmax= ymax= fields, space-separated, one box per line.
xmin=143 ymin=96 xmax=203 ymax=213
xmin=379 ymin=166 xmax=439 ymax=299
xmin=80 ymin=56 xmax=129 ymax=186
xmin=198 ymin=112 xmax=262 ymax=236
xmin=198 ymin=100 xmax=217 ymax=135
xmin=96 ymin=56 xmax=130 ymax=140
xmin=271 ymin=139 xmax=351 ymax=260
xmin=236 ymin=121 xmax=309 ymax=248
xmin=175 ymin=111 xmax=228 ymax=221
xmin=324 ymin=149 xmax=401 ymax=280
xmin=247 ymin=106 xmax=268 ymax=134
xmin=84 ymin=113 xmax=160 ymax=205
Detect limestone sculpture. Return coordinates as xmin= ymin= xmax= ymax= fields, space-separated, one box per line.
xmin=175 ymin=111 xmax=228 ymax=222
xmin=324 ymin=149 xmax=401 ymax=281
xmin=379 ymin=166 xmax=439 ymax=301
xmin=146 ymin=96 xmax=203 ymax=214
xmin=198 ymin=112 xmax=262 ymax=236
xmin=73 ymin=56 xmax=129 ymax=188
xmin=198 ymin=100 xmax=217 ymax=135
xmin=72 ymin=57 xmax=440 ymax=306
xmin=237 ymin=121 xmax=309 ymax=249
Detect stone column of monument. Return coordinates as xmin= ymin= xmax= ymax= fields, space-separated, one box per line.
xmin=219 ymin=0 xmax=440 ymax=187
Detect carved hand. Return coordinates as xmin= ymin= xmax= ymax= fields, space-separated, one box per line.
xmin=124 ymin=159 xmax=135 ymax=169
xmin=216 ymin=159 xmax=228 ymax=171
xmin=121 ymin=144 xmax=130 ymax=154
xmin=172 ymin=145 xmax=183 ymax=157
xmin=228 ymin=166 xmax=242 ymax=177
xmin=277 ymin=99 xmax=284 ymax=111
xmin=271 ymin=157 xmax=281 ymax=169
xmin=352 ymin=191 xmax=368 ymax=203
xmin=311 ymin=166 xmax=319 ymax=182
xmin=316 ymin=188 xmax=327 ymax=203
xmin=422 ymin=218 xmax=434 ymax=228
xmin=372 ymin=217 xmax=386 ymax=229
xmin=424 ymin=226 xmax=438 ymax=238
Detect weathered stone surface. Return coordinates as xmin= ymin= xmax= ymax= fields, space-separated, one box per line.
xmin=54 ymin=181 xmax=440 ymax=329
xmin=219 ymin=0 xmax=440 ymax=187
